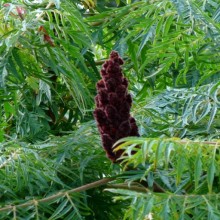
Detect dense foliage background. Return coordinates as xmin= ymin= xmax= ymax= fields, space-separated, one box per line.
xmin=1 ymin=0 xmax=220 ymax=219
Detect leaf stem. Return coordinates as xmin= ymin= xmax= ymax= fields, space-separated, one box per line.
xmin=106 ymin=183 xmax=149 ymax=193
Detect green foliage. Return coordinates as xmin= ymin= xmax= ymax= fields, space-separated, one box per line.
xmin=111 ymin=137 xmax=220 ymax=219
xmin=1 ymin=0 xmax=220 ymax=219
xmin=87 ymin=0 xmax=220 ymax=90
xmin=138 ymin=82 xmax=220 ymax=139
xmin=0 ymin=121 xmax=125 ymax=219
xmin=0 ymin=0 xmax=97 ymax=140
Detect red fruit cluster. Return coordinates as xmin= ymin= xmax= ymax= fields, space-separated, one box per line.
xmin=94 ymin=51 xmax=139 ymax=162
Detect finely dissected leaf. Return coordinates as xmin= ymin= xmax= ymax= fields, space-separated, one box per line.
xmin=176 ymin=153 xmax=185 ymax=186
xmin=48 ymin=198 xmax=69 ymax=220
xmin=203 ymin=196 xmax=220 ymax=220
xmin=160 ymin=198 xmax=170 ymax=220
xmin=164 ymin=142 xmax=174 ymax=169
xmin=158 ymin=171 xmax=173 ymax=191
xmin=147 ymin=171 xmax=154 ymax=188
xmin=156 ymin=16 xmax=164 ymax=37
xmin=194 ymin=100 xmax=212 ymax=123
xmin=191 ymin=98 xmax=202 ymax=123
xmin=143 ymin=195 xmax=154 ymax=216
xmin=207 ymin=154 xmax=216 ymax=193
xmin=141 ymin=141 xmax=148 ymax=165
xmin=138 ymin=21 xmax=156 ymax=55
xmin=194 ymin=149 xmax=202 ymax=189
xmin=163 ymin=14 xmax=174 ymax=36
xmin=184 ymin=195 xmax=205 ymax=210
xmin=182 ymin=96 xmax=194 ymax=126
xmin=207 ymin=104 xmax=217 ymax=130
xmin=39 ymin=80 xmax=52 ymax=102
xmin=154 ymin=140 xmax=165 ymax=169
xmin=141 ymin=139 xmax=156 ymax=165
xmin=0 ymin=67 xmax=8 ymax=88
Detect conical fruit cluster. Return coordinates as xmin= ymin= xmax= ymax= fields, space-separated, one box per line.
xmin=94 ymin=51 xmax=139 ymax=162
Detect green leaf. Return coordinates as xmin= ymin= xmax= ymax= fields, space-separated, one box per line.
xmin=160 ymin=198 xmax=170 ymax=219
xmin=49 ymin=198 xmax=69 ymax=219
xmin=207 ymin=104 xmax=217 ymax=130
xmin=163 ymin=14 xmax=174 ymax=36
xmin=137 ymin=20 xmax=155 ymax=56
xmin=154 ymin=140 xmax=164 ymax=169
xmin=164 ymin=142 xmax=174 ymax=169
xmin=0 ymin=66 xmax=8 ymax=87
xmin=143 ymin=195 xmax=154 ymax=215
xmin=176 ymin=149 xmax=186 ymax=185
xmin=194 ymin=149 xmax=202 ymax=189
xmin=207 ymin=155 xmax=216 ymax=193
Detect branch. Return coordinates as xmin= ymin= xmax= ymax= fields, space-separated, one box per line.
xmin=0 ymin=177 xmax=115 ymax=212
xmin=0 ymin=175 xmax=166 ymax=213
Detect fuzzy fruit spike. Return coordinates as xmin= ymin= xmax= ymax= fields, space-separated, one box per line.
xmin=94 ymin=51 xmax=139 ymax=162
